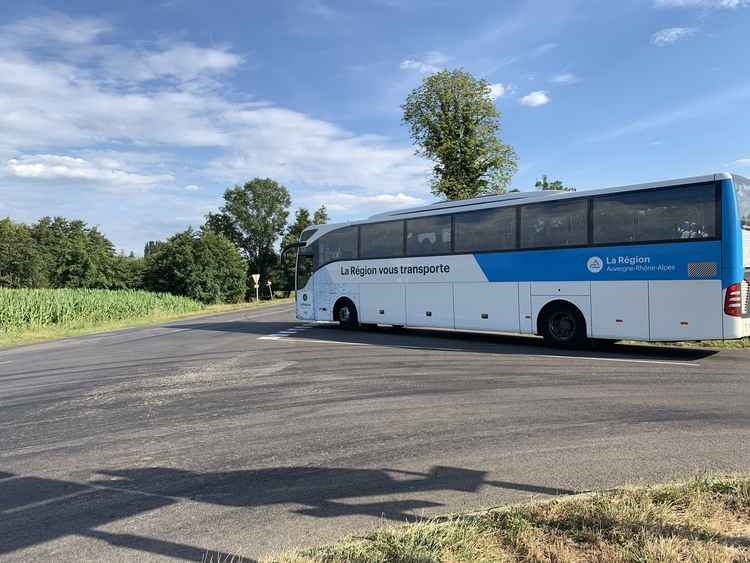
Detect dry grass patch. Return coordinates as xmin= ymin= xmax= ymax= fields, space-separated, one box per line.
xmin=269 ymin=475 xmax=750 ymax=563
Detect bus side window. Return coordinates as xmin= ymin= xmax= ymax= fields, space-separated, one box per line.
xmin=454 ymin=207 xmax=516 ymax=253
xmin=592 ymin=183 xmax=717 ymax=245
xmin=361 ymin=221 xmax=405 ymax=259
xmin=316 ymin=226 xmax=358 ymax=268
xmin=520 ymin=200 xmax=588 ymax=249
xmin=406 ymin=216 xmax=451 ymax=256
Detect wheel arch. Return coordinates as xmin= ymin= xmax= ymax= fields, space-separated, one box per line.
xmin=332 ymin=295 xmax=358 ymax=319
xmin=536 ymin=298 xmax=588 ymax=336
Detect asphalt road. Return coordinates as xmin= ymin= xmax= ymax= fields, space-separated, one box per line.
xmin=2 ymin=303 xmax=749 ymax=562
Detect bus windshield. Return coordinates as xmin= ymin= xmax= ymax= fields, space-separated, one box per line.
xmin=735 ymin=175 xmax=750 ymax=230
xmin=296 ymin=245 xmax=314 ymax=290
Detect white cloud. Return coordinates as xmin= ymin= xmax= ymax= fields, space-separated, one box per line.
xmin=654 ymin=0 xmax=749 ymax=8
xmin=399 ymin=51 xmax=451 ymax=74
xmin=488 ymin=83 xmax=510 ymax=98
xmin=123 ymin=43 xmax=242 ymax=82
xmin=295 ymin=191 xmax=425 ymax=214
xmin=532 ymin=42 xmax=559 ymax=55
xmin=1 ymin=13 xmax=111 ymax=45
xmin=301 ymin=0 xmax=338 ymax=18
xmin=0 ymin=12 xmax=435 ymax=250
xmin=733 ymin=158 xmax=750 ymax=166
xmin=520 ymin=91 xmax=550 ymax=107
xmin=5 ymin=155 xmax=174 ymax=187
xmin=184 ymin=184 xmax=201 ymax=191
xmin=651 ymin=27 xmax=698 ymax=46
xmin=207 ymin=106 xmax=430 ymax=192
xmin=551 ymin=73 xmax=579 ymax=85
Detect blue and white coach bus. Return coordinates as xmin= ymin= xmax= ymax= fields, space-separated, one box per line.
xmin=288 ymin=173 xmax=750 ymax=347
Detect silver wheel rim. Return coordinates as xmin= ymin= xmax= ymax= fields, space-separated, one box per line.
xmin=339 ymin=306 xmax=351 ymax=323
xmin=549 ymin=312 xmax=576 ymax=341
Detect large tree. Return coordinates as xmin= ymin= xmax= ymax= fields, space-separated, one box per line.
xmin=535 ymin=175 xmax=575 ymax=192
xmin=312 ymin=204 xmax=329 ymax=225
xmin=142 ymin=228 xmax=247 ymax=304
xmin=0 ymin=218 xmax=47 ymax=288
xmin=29 ymin=217 xmax=123 ymax=289
xmin=205 ymin=178 xmax=291 ymax=288
xmin=402 ymin=69 xmax=518 ymax=200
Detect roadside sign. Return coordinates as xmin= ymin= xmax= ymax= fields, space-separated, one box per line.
xmin=251 ymin=274 xmax=260 ymax=284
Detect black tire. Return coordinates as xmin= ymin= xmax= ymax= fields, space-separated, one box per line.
xmin=540 ymin=303 xmax=588 ymax=348
xmin=335 ymin=299 xmax=359 ymax=330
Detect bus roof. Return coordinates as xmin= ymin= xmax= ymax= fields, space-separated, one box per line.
xmin=301 ymin=172 xmax=733 ymax=241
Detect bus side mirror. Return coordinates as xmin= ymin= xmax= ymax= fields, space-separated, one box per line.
xmin=280 ymin=241 xmax=306 ymax=268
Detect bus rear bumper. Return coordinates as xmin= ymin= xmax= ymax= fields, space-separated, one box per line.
xmin=723 ymin=314 xmax=750 ymax=339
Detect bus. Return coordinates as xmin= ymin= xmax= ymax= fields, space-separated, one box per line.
xmin=288 ymin=173 xmax=750 ymax=347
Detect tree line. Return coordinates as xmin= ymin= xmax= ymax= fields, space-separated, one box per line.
xmin=0 ymin=178 xmax=327 ymax=304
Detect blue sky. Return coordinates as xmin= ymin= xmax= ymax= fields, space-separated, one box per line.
xmin=1 ymin=0 xmax=749 ymax=253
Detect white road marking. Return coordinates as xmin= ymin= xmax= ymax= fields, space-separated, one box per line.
xmin=529 ymin=354 xmax=699 ymax=367
xmin=1 ymin=488 xmax=94 ymax=515
xmin=258 ymin=324 xmax=314 ymax=341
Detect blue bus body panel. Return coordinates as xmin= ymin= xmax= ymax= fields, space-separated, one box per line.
xmin=474 ymin=240 xmax=722 ymax=283
xmin=720 ymin=177 xmax=745 ymax=287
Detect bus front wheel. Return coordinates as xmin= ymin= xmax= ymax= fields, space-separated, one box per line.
xmin=335 ymin=299 xmax=359 ymax=330
xmin=540 ymin=303 xmax=588 ymax=348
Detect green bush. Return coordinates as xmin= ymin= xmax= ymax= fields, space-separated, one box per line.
xmin=142 ymin=228 xmax=247 ymax=304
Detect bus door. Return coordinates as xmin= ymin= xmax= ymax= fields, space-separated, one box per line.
xmin=295 ymin=247 xmax=315 ymax=320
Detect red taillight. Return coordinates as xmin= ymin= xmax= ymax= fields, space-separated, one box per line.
xmin=724 ymin=283 xmax=743 ymax=317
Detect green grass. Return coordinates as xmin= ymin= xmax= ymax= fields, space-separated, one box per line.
xmin=271 ymin=475 xmax=750 ymax=563
xmin=660 ymin=337 xmax=750 ymax=349
xmin=622 ymin=337 xmax=750 ymax=349
xmin=0 ymin=288 xmax=293 ymax=348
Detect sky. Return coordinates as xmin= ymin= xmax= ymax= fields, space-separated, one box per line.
xmin=1 ymin=0 xmax=749 ymax=254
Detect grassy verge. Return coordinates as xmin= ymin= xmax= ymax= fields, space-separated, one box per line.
xmin=0 ymin=291 xmax=293 ymax=348
xmin=272 ymin=475 xmax=750 ymax=563
xmin=661 ymin=338 xmax=750 ymax=349
xmin=622 ymin=338 xmax=750 ymax=349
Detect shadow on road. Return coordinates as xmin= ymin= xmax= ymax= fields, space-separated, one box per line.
xmin=0 ymin=465 xmax=572 ymax=560
xmin=176 ymin=320 xmax=718 ymax=363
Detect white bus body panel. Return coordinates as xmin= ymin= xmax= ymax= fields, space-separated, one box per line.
xmin=648 ymin=280 xmax=722 ymax=340
xmin=531 ymin=281 xmax=590 ymax=296
xmin=591 ymin=281 xmax=650 ymax=340
xmin=406 ymin=283 xmax=454 ymax=328
xmin=360 ymin=284 xmax=406 ymax=325
xmin=454 ymin=282 xmax=519 ymax=332
xmin=296 ymin=280 xmax=315 ymax=320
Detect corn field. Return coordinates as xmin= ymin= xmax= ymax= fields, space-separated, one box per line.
xmin=0 ymin=288 xmax=205 ymax=333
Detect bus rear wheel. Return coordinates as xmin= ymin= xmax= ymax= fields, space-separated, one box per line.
xmin=540 ymin=303 xmax=588 ymax=348
xmin=334 ymin=299 xmax=359 ymax=330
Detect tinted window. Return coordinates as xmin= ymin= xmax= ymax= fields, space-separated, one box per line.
xmin=521 ymin=199 xmax=588 ymax=249
xmin=406 ymin=216 xmax=451 ymax=256
xmin=454 ymin=207 xmax=516 ymax=252
xmin=316 ymin=226 xmax=358 ymax=267
xmin=300 ymin=228 xmax=317 ymax=242
xmin=593 ymin=184 xmax=717 ymax=244
xmin=361 ymin=221 xmax=404 ymax=258
xmin=296 ymin=249 xmax=314 ymax=289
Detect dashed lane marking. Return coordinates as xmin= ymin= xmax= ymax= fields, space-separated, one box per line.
xmin=258 ymin=324 xmax=314 ymax=341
